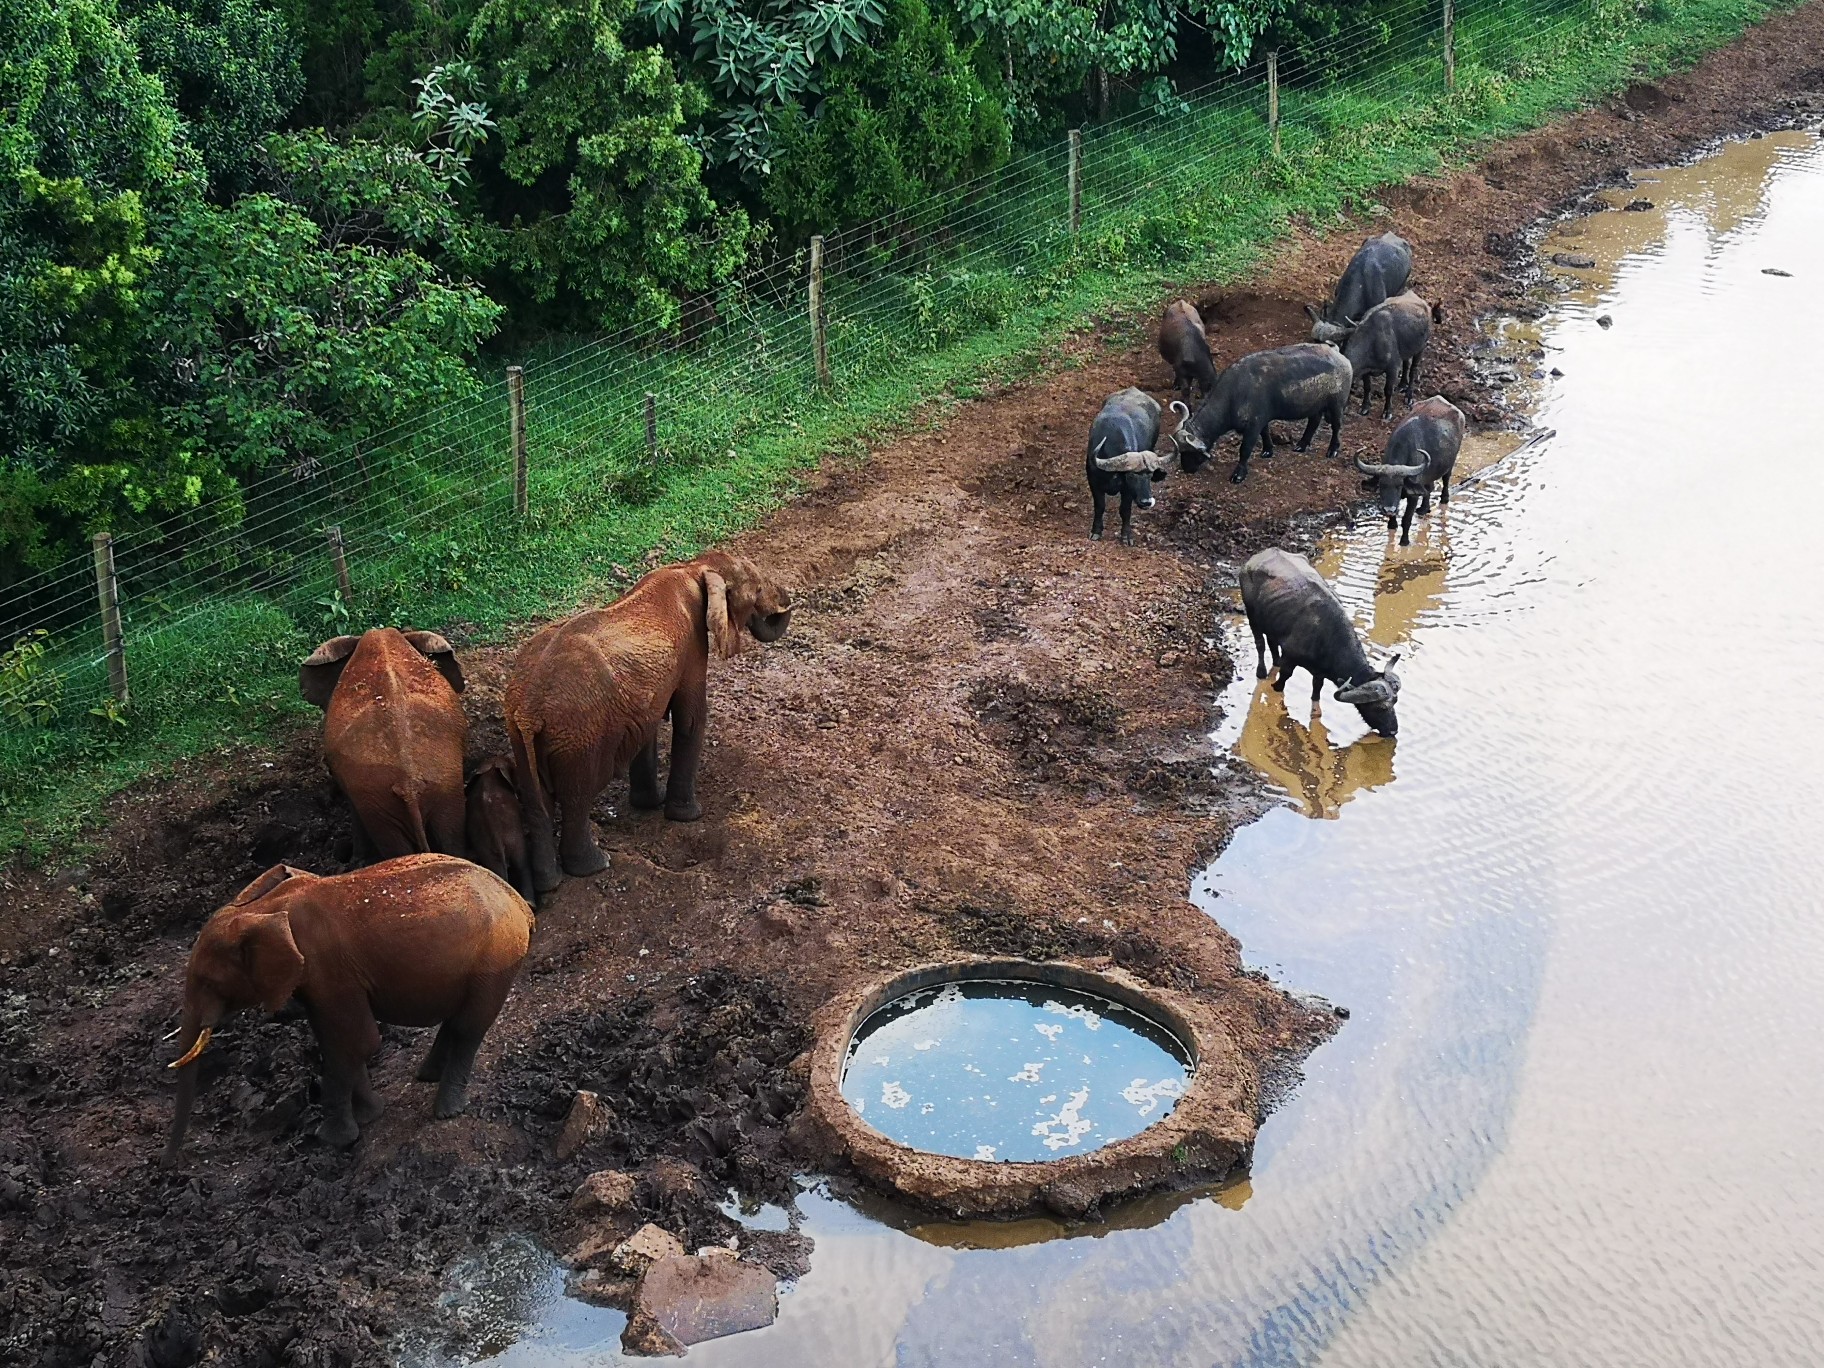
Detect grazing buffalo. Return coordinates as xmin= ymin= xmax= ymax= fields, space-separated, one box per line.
xmin=1239 ymin=548 xmax=1402 ymax=736
xmin=1169 ymin=344 xmax=1353 ymax=484
xmin=1158 ymin=300 xmax=1218 ymax=403
xmin=1086 ymin=387 xmax=1177 ymax=545
xmin=1307 ymin=231 xmax=1413 ymax=338
xmin=1356 ymin=396 xmax=1465 ymax=545
xmin=1340 ymin=292 xmax=1436 ymax=416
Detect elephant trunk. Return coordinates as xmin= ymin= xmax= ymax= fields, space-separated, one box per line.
xmin=163 ymin=998 xmax=222 ymax=1163
xmin=749 ymin=609 xmax=793 ymax=644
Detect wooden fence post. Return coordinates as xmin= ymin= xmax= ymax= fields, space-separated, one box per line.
xmin=809 ymin=235 xmax=830 ymax=390
xmin=1067 ymin=128 xmax=1083 ymax=234
xmin=91 ymin=532 xmax=128 ymax=706
xmin=325 ymin=525 xmax=354 ymax=609
xmin=1268 ymin=50 xmax=1281 ymax=157
xmin=507 ymin=364 xmax=528 ymax=518
xmin=644 ymin=392 xmax=658 ymax=465
xmin=1443 ymin=0 xmax=1456 ymax=90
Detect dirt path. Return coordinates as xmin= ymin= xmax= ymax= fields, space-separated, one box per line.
xmin=5 ymin=16 xmax=1824 ymax=1365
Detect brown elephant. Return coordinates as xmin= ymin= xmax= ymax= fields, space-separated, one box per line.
xmin=300 ymin=628 xmax=468 ymax=861
xmin=466 ymin=756 xmax=534 ymax=902
xmin=165 ymin=855 xmax=532 ymax=1158
xmin=502 ymin=550 xmax=793 ymax=891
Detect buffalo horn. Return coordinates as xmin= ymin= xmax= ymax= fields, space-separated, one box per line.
xmin=1094 ymin=451 xmax=1162 ymax=473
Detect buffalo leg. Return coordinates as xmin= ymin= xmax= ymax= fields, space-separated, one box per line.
xmin=1439 ymin=473 xmax=1451 ymax=505
xmin=1359 ymin=375 xmax=1373 ymax=415
xmin=1401 ymin=495 xmax=1418 ymax=546
xmin=664 ymin=684 xmax=708 ymax=823
xmin=1381 ymin=370 xmax=1394 ymax=419
xmin=1295 ymin=415 xmax=1322 ymax=452
xmin=1090 ymin=488 xmax=1106 ymax=540
xmin=1273 ymin=656 xmax=1300 ymax=694
xmin=556 ymin=768 xmax=609 ymax=877
xmin=1312 ymin=672 xmax=1325 ymax=705
xmin=1244 ymin=608 xmax=1269 ymax=679
xmin=1119 ymin=489 xmax=1138 ymax=546
xmin=1324 ymin=400 xmax=1345 ymax=459
xmin=628 ymin=736 xmax=663 ymax=810
xmin=1231 ymin=429 xmax=1258 ymax=484
xmin=1258 ymin=425 xmax=1276 ymax=459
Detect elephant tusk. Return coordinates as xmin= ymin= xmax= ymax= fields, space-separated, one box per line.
xmin=169 ymin=1027 xmax=212 ymax=1069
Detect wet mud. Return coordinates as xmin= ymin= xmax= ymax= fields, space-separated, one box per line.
xmin=6 ymin=13 xmax=1824 ymax=1365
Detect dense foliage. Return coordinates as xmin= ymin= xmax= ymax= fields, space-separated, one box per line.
xmin=0 ymin=0 xmax=1412 ymax=585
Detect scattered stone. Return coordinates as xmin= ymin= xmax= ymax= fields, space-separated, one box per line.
xmin=623 ymin=1254 xmax=779 ymax=1356
xmin=1596 ymin=314 xmax=1614 ymax=329
xmin=614 ymin=1224 xmax=687 ymax=1276
xmin=1550 ymin=368 xmax=1564 ymax=378
xmin=554 ymin=1089 xmax=614 ymax=1160
xmin=1550 ymin=252 xmax=1597 ymax=269
xmin=1763 ymin=267 xmax=1793 ymax=277
xmin=1334 ymin=1005 xmax=1352 ymax=1020
xmin=1624 ymin=198 xmax=1654 ymax=211
xmin=568 ymin=1268 xmax=640 ymax=1308
xmin=571 ymin=1169 xmax=637 ymax=1217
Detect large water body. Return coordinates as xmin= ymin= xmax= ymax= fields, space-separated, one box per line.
xmin=424 ymin=129 xmax=1824 ymax=1366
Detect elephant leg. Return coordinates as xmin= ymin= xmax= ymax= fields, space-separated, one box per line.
xmin=556 ymin=768 xmax=610 ymax=878
xmin=427 ymin=799 xmax=468 ymax=861
xmin=664 ymin=685 xmax=709 ymax=823
xmin=628 ymin=735 xmax=664 ymax=810
xmin=511 ymin=729 xmax=562 ymax=894
xmin=415 ymin=1026 xmax=452 ymax=1083
xmin=352 ymin=1069 xmax=385 ymax=1127
xmin=432 ymin=971 xmax=516 ymax=1119
xmin=310 ymin=1001 xmax=381 ymax=1149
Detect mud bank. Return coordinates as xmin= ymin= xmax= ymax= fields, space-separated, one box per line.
xmin=6 ymin=14 xmax=1824 ymax=1364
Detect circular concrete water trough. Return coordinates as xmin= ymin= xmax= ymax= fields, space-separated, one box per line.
xmin=804 ymin=958 xmax=1258 ymax=1220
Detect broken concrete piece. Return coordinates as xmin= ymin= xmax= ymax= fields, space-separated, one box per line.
xmin=625 ymin=1254 xmax=778 ymax=1353
xmin=571 ymin=1168 xmax=637 ymax=1216
xmin=554 ymin=1090 xmax=613 ymax=1160
xmin=614 ymin=1223 xmax=686 ymax=1275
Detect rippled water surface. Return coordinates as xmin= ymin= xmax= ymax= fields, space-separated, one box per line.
xmin=428 ymin=130 xmax=1824 ymax=1366
xmin=838 ymin=980 xmax=1193 ymax=1162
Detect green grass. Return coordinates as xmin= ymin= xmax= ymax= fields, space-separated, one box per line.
xmin=0 ymin=0 xmax=1803 ymax=860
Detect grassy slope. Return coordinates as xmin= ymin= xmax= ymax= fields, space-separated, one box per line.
xmin=0 ymin=0 xmax=1797 ymax=860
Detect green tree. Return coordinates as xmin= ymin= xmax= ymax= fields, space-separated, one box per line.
xmin=764 ymin=0 xmax=1008 ymax=232
xmin=122 ymin=0 xmax=305 ymax=195
xmin=468 ymin=0 xmax=749 ymax=331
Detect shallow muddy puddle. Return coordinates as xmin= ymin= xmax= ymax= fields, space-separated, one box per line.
xmin=419 ymin=129 xmax=1824 ymax=1365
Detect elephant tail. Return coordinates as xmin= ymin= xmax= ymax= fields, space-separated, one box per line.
xmin=507 ymin=712 xmax=551 ymax=817
xmin=393 ymin=782 xmax=433 ymax=852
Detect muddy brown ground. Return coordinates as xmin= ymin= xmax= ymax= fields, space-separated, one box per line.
xmin=6 ymin=16 xmax=1824 ymax=1365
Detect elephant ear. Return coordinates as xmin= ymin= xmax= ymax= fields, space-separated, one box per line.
xmin=231 ymin=863 xmax=312 ymax=906
xmin=703 ymin=569 xmax=739 ymax=660
xmin=300 ymin=635 xmax=360 ymax=708
xmin=402 ymin=630 xmax=465 ymax=694
xmin=239 ymin=912 xmax=305 ymax=1013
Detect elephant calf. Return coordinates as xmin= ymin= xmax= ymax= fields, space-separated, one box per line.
xmin=166 ymin=855 xmax=533 ymax=1158
xmin=300 ymin=628 xmax=469 ymax=862
xmin=466 ymin=756 xmax=534 ymax=902
xmin=502 ymin=551 xmax=794 ymax=892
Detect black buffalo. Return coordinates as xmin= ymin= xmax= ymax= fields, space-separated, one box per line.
xmin=1086 ymin=387 xmax=1176 ymax=545
xmin=1340 ymin=291 xmax=1435 ymax=417
xmin=1356 ymin=395 xmax=1465 ymax=545
xmin=1158 ymin=299 xmax=1218 ymax=403
xmin=1307 ymin=231 xmax=1414 ymax=337
xmin=1239 ymin=547 xmax=1402 ymax=736
xmin=1169 ymin=344 xmax=1353 ymax=484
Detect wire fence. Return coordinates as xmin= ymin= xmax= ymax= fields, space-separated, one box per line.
xmin=0 ymin=0 xmax=1673 ymax=742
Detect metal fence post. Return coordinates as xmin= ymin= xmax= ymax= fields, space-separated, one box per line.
xmin=507 ymin=365 xmax=528 ymax=517
xmin=809 ymin=236 xmax=830 ymax=390
xmin=1067 ymin=128 xmax=1083 ymax=234
xmin=91 ymin=532 xmax=128 ymax=705
xmin=325 ymin=525 xmax=355 ymax=609
xmin=1268 ymin=50 xmax=1281 ymax=156
xmin=644 ymin=392 xmax=659 ymax=465
xmin=1443 ymin=0 xmax=1457 ymax=90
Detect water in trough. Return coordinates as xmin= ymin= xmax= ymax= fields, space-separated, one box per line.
xmin=415 ymin=128 xmax=1824 ymax=1366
